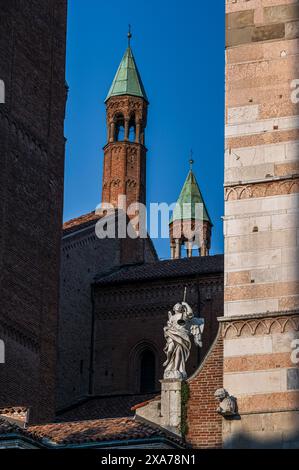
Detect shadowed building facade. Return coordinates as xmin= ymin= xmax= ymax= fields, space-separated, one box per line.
xmin=0 ymin=0 xmax=67 ymax=423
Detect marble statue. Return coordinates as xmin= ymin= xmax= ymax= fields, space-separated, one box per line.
xmin=163 ymin=291 xmax=204 ymax=380
xmin=215 ymin=388 xmax=237 ymax=417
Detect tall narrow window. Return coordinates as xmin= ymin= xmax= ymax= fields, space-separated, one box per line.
xmin=114 ymin=113 xmax=125 ymax=141
xmin=139 ymin=349 xmax=156 ymax=393
xmin=128 ymin=114 xmax=136 ymax=142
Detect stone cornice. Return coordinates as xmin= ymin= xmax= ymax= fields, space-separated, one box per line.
xmin=218 ymin=311 xmax=299 ymax=339
xmin=225 ymin=176 xmax=299 ymax=200
xmin=218 ymin=310 xmax=299 ymax=323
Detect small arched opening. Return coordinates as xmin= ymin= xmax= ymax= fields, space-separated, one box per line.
xmin=128 ymin=114 xmax=136 ymax=142
xmin=114 ymin=113 xmax=125 ymax=142
xmin=139 ymin=349 xmax=156 ymax=393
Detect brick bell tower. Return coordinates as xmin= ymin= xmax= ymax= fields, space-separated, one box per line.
xmin=169 ymin=159 xmax=212 ymax=259
xmin=102 ymin=30 xmax=148 ymax=213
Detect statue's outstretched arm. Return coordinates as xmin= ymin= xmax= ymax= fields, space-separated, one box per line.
xmin=181 ymin=301 xmax=193 ymax=320
xmin=190 ymin=318 xmax=205 ymax=347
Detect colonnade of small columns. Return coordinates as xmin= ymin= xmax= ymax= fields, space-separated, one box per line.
xmin=170 ymin=238 xmax=210 ymax=260
xmin=108 ymin=118 xmax=144 ymax=145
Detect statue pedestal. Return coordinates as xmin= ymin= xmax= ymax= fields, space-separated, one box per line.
xmin=160 ymin=379 xmax=182 ymax=436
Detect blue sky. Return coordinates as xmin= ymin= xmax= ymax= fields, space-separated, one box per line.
xmin=64 ymin=0 xmax=225 ymax=259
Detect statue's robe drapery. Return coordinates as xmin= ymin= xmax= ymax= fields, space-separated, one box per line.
xmin=163 ymin=324 xmax=192 ymax=378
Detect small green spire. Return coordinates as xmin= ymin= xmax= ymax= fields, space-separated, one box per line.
xmin=105 ymin=31 xmax=148 ymax=102
xmin=170 ymin=164 xmax=212 ymax=225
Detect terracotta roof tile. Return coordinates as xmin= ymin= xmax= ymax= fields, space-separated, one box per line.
xmin=27 ymin=417 xmax=165 ymax=445
xmin=63 ymin=211 xmax=102 ymax=235
xmin=0 ymin=415 xmax=183 ymax=447
xmin=131 ymin=395 xmax=160 ymax=412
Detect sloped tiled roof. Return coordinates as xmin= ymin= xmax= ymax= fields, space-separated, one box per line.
xmin=0 ymin=415 xmax=183 ymax=448
xmin=27 ymin=417 xmax=177 ymax=446
xmin=63 ymin=211 xmax=102 ymax=235
xmin=57 ymin=393 xmax=158 ymax=422
xmin=95 ymin=254 xmax=224 ymax=286
xmin=0 ymin=417 xmax=22 ymax=435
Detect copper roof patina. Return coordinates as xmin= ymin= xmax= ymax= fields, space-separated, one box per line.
xmin=105 ymin=46 xmax=148 ymax=102
xmin=170 ymin=170 xmax=212 ymax=224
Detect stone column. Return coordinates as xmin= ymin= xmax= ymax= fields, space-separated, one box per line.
xmin=186 ymin=240 xmax=193 ymax=258
xmin=170 ymin=242 xmax=176 ymax=260
xmin=135 ymin=122 xmax=141 ymax=143
xmin=201 ymin=241 xmax=208 ymax=257
xmin=109 ymin=122 xmax=115 ymax=143
xmin=174 ymin=239 xmax=181 ymax=259
xmin=124 ymin=118 xmax=129 ymax=141
xmin=160 ymin=379 xmax=182 ymax=436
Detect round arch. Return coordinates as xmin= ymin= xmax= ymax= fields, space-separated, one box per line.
xmin=129 ymin=341 xmax=159 ymax=394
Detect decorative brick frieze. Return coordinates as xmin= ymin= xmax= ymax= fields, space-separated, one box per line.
xmin=220 ymin=312 xmax=299 ymax=339
xmin=96 ymin=278 xmax=223 ymax=318
xmin=225 ymin=177 xmax=299 ymax=201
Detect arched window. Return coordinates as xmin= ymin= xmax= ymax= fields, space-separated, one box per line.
xmin=139 ymin=349 xmax=156 ymax=393
xmin=114 ymin=113 xmax=125 ymax=141
xmin=128 ymin=114 xmax=136 ymax=142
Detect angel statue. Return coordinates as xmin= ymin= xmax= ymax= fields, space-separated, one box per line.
xmin=163 ymin=288 xmax=204 ymax=380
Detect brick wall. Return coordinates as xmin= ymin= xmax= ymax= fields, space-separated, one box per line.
xmin=58 ymin=221 xmax=157 ymax=409
xmin=57 ymin=225 xmax=121 ymax=409
xmin=0 ymin=0 xmax=67 ymax=423
xmin=186 ymin=328 xmax=223 ymax=449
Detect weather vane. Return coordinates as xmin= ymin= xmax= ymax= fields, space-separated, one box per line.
xmin=128 ymin=24 xmax=132 ymax=46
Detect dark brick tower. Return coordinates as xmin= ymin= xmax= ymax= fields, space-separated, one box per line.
xmin=0 ymin=1 xmax=67 ymax=423
xmin=102 ymin=32 xmax=148 ymax=212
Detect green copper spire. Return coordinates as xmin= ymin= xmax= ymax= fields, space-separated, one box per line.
xmin=170 ymin=166 xmax=212 ymax=225
xmin=105 ymin=32 xmax=148 ymax=102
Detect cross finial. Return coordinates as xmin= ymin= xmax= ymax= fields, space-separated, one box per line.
xmin=128 ymin=24 xmax=132 ymax=46
xmin=189 ymin=150 xmax=194 ymax=170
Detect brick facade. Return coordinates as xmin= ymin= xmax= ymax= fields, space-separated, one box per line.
xmin=58 ymin=214 xmax=157 ymax=409
xmin=186 ymin=328 xmax=223 ymax=449
xmin=0 ymin=0 xmax=67 ymax=423
xmin=102 ymin=95 xmax=147 ymax=210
